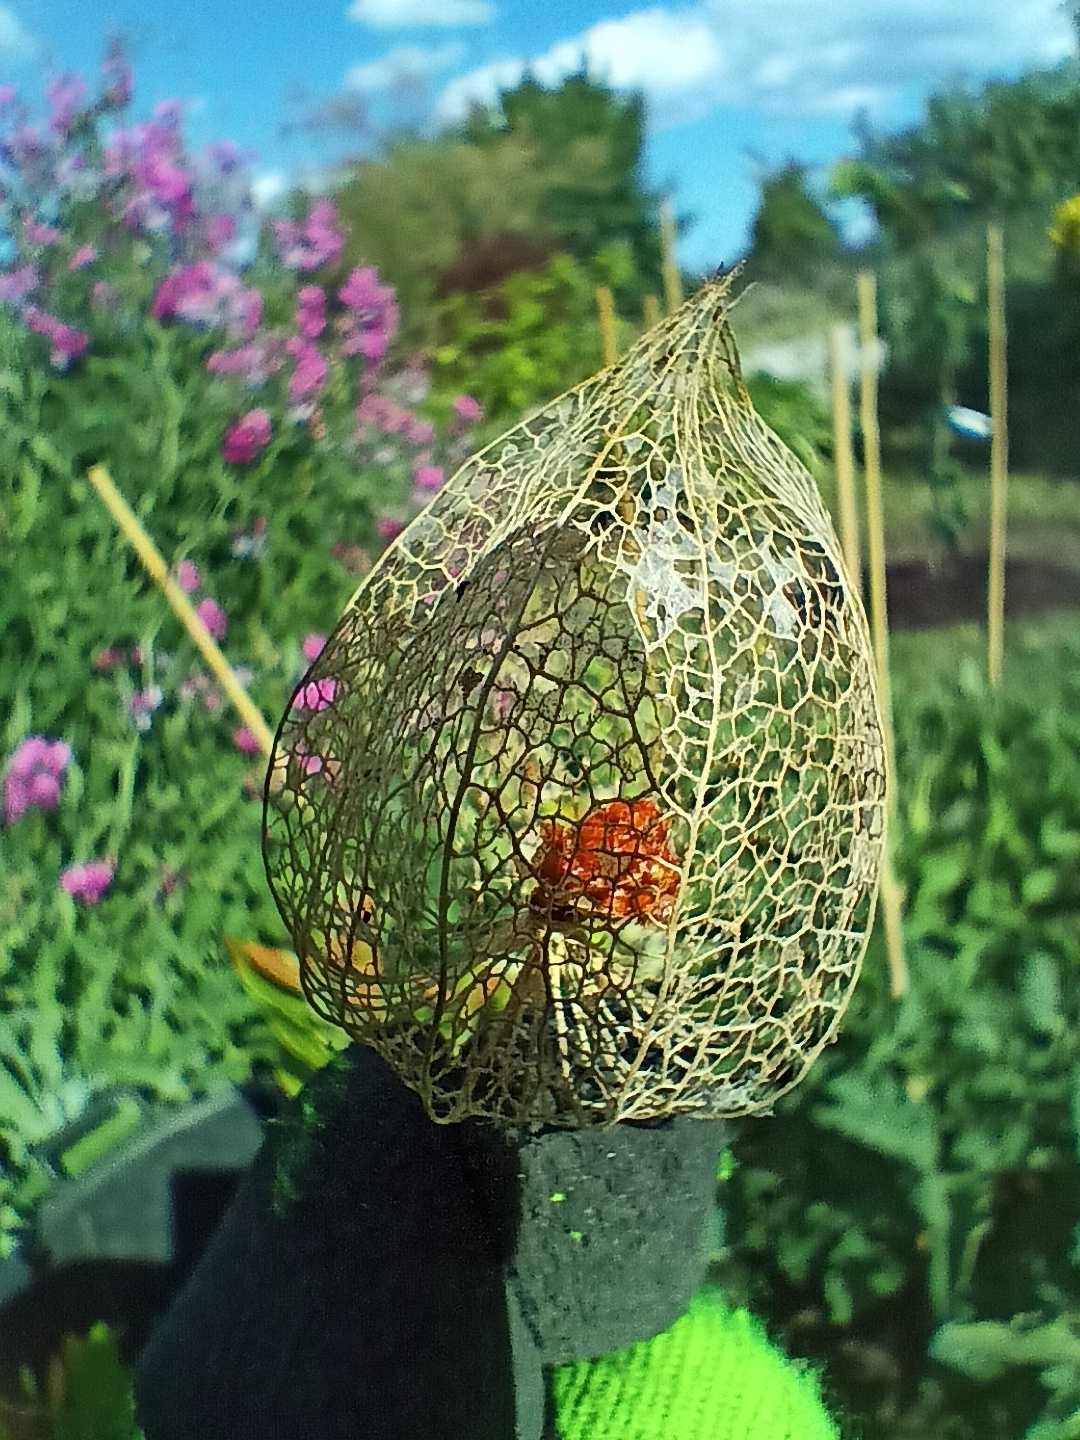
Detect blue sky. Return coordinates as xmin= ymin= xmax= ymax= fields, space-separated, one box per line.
xmin=2 ymin=0 xmax=1075 ymax=269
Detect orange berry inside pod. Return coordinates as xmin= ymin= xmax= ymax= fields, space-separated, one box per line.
xmin=530 ymin=798 xmax=681 ymax=924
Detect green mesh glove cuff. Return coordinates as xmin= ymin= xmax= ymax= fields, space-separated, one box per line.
xmin=551 ymin=1288 xmax=841 ymax=1440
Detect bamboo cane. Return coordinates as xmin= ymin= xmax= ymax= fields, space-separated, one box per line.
xmin=595 ymin=285 xmax=618 ymax=367
xmin=642 ymin=293 xmax=661 ymax=330
xmin=856 ymin=273 xmax=909 ymax=1000
xmin=828 ymin=324 xmax=861 ymax=586
xmin=986 ymin=223 xmax=1009 ymax=689
xmin=659 ymin=199 xmax=683 ymax=315
xmin=87 ymin=464 xmax=276 ymax=757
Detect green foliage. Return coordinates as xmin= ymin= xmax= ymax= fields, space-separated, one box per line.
xmin=744 ymin=375 xmax=832 ymax=475
xmin=832 ymin=63 xmax=1080 ymax=248
xmin=334 ymin=69 xmax=664 ymax=344
xmin=429 ymin=245 xmax=638 ymax=426
xmin=748 ymin=163 xmax=842 ymax=283
xmin=0 ymin=1323 xmax=142 ymax=1440
xmin=459 ymin=69 xmax=663 ymax=287
xmin=0 ymin=268 xmax=461 ymax=1249
xmin=725 ymin=631 xmax=1080 ymax=1438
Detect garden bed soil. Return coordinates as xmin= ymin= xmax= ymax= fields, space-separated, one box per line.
xmin=884 ymin=552 xmax=1080 ymax=630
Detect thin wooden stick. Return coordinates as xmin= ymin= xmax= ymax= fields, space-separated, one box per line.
xmin=659 ymin=199 xmax=683 ymax=315
xmin=643 ymin=292 xmax=661 ymax=330
xmin=856 ymin=273 xmax=909 ymax=1000
xmin=595 ymin=285 xmax=618 ymax=367
xmin=87 ymin=464 xmax=276 ymax=757
xmin=986 ymin=222 xmax=1009 ymax=689
xmin=828 ymin=324 xmax=861 ymax=586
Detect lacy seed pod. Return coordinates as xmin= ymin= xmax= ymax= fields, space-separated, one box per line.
xmin=263 ymin=275 xmax=887 ymax=1128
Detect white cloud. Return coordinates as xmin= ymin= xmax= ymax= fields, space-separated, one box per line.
xmin=704 ymin=0 xmax=1076 ymax=116
xmin=438 ymin=7 xmax=723 ymax=124
xmin=438 ymin=0 xmax=1076 ymax=130
xmin=0 ymin=5 xmax=34 ymax=58
xmin=251 ymin=171 xmax=288 ymax=207
xmin=349 ymin=0 xmax=494 ymax=28
xmin=346 ymin=41 xmax=465 ymax=92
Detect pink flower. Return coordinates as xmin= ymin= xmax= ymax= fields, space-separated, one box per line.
xmin=60 ymin=859 xmax=114 ymax=905
xmin=206 ymin=342 xmax=276 ymax=386
xmin=222 ymin=409 xmax=271 ymax=465
xmin=152 ymin=262 xmax=215 ymax=322
xmin=4 ymin=736 xmax=72 ymax=824
xmin=92 ymin=647 xmax=124 ymax=671
xmin=375 ymin=516 xmax=405 ymax=542
xmin=453 ymin=394 xmax=483 ymax=425
xmin=414 ymin=465 xmax=444 ymax=492
xmin=405 ymin=417 xmax=435 ymax=447
xmin=68 ymin=245 xmax=98 ymax=271
xmin=295 ymin=285 xmax=326 ymax=339
xmin=23 ymin=219 xmax=61 ymax=249
xmin=302 ymin=632 xmax=326 ymax=661
xmin=23 ymin=307 xmax=89 ymax=369
xmin=176 ymin=559 xmax=201 ymax=593
xmin=293 ymin=677 xmax=339 ymax=712
xmin=196 ymin=597 xmax=228 ymax=640
xmin=286 ymin=336 xmax=328 ymax=403
xmin=295 ymin=742 xmax=324 ymax=776
xmin=0 ymin=265 xmax=38 ymax=305
xmin=273 ymin=199 xmax=344 ymax=272
xmin=233 ymin=725 xmax=262 ymax=755
xmin=205 ymin=213 xmax=236 ymax=254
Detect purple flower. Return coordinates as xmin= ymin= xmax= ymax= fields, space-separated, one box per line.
xmin=0 ymin=265 xmax=38 ymax=305
xmin=176 ymin=559 xmax=201 ymax=592
xmin=375 ymin=516 xmax=405 ymax=542
xmin=60 ymin=859 xmax=114 ymax=905
xmin=222 ymin=409 xmax=271 ymax=465
xmin=233 ymin=725 xmax=262 ymax=756
xmin=286 ymin=336 xmax=328 ymax=403
xmin=453 ymin=394 xmax=483 ymax=425
xmin=23 ymin=307 xmax=89 ymax=369
xmin=293 ymin=677 xmax=339 ymax=712
xmin=46 ymin=73 xmax=87 ymax=135
xmin=273 ymin=198 xmax=344 ymax=272
xmin=68 ymin=245 xmax=98 ymax=271
xmin=152 ymin=262 xmax=215 ymax=322
xmin=295 ymin=285 xmax=326 ymax=339
xmin=414 ymin=465 xmax=444 ymax=493
xmin=4 ymin=735 xmax=72 ymax=825
xmin=93 ymin=646 xmax=124 ymax=671
xmin=0 ymin=86 xmax=16 ymax=110
xmin=196 ymin=597 xmax=228 ymax=640
xmin=302 ymin=633 xmax=326 ymax=661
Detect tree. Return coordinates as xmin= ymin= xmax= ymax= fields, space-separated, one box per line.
xmin=748 ymin=162 xmax=841 ymax=281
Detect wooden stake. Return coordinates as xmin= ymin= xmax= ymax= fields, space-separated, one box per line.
xmin=643 ymin=292 xmax=661 ymax=330
xmin=659 ymin=199 xmax=683 ymax=315
xmin=856 ymin=273 xmax=909 ymax=1000
xmin=595 ymin=285 xmax=618 ymax=367
xmin=87 ymin=464 xmax=276 ymax=757
xmin=986 ymin=222 xmax=1009 ymax=689
xmin=828 ymin=324 xmax=861 ymax=587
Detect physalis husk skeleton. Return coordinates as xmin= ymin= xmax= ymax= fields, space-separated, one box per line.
xmin=263 ymin=275 xmax=886 ymax=1128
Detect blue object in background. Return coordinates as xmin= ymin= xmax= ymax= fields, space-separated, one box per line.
xmin=945 ymin=405 xmax=993 ymax=442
